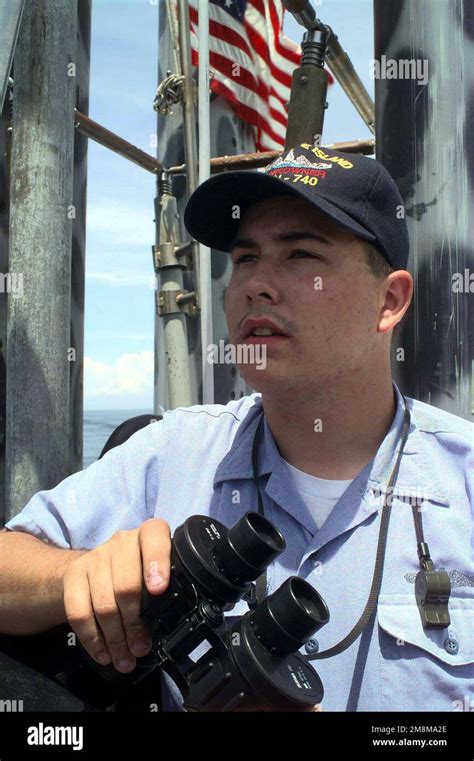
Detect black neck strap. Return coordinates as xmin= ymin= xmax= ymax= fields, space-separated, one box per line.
xmin=251 ymin=395 xmax=412 ymax=660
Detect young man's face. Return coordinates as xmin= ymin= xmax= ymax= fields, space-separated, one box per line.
xmin=224 ymin=194 xmax=387 ymax=397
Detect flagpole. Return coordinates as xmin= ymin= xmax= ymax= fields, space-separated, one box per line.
xmin=198 ymin=0 xmax=214 ymax=404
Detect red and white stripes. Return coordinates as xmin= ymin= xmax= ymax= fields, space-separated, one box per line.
xmin=182 ymin=0 xmax=332 ymax=151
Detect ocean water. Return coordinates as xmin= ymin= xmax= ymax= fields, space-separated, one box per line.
xmin=83 ymin=409 xmax=152 ymax=468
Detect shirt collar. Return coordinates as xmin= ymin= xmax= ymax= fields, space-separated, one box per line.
xmin=367 ymin=381 xmax=451 ymax=507
xmin=213 ymin=380 xmax=451 ymax=509
xmin=213 ymin=394 xmax=275 ymax=486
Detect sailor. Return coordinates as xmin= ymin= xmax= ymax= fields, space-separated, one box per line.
xmin=1 ymin=144 xmax=473 ymax=712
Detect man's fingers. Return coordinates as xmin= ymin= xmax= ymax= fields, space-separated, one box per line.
xmin=63 ymin=566 xmax=111 ymax=666
xmin=87 ymin=561 xmax=135 ymax=672
xmin=112 ymin=534 xmax=152 ymax=658
xmin=139 ymin=518 xmax=172 ymax=594
xmin=62 ymin=521 xmax=172 ymax=674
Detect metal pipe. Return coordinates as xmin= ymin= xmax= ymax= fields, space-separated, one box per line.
xmin=177 ymin=0 xmax=201 ymax=319
xmin=282 ymin=0 xmax=375 ymax=134
xmin=197 ymin=0 xmax=213 ymax=404
xmin=175 ymin=290 xmax=197 ymax=305
xmin=74 ymin=109 xmax=374 ymax=176
xmin=157 ymin=179 xmax=193 ymax=409
xmin=156 ymin=0 xmax=198 ymax=410
xmin=177 ymin=0 xmax=198 ymax=195
xmin=282 ymin=0 xmax=317 ymax=29
xmin=74 ymin=109 xmax=163 ymax=174
xmin=166 ymin=139 xmax=375 ymax=175
xmin=325 ymin=31 xmax=375 ymax=134
xmin=6 ymin=0 xmax=77 ymax=519
xmin=284 ymin=25 xmax=329 ymax=148
xmin=153 ymin=0 xmax=196 ymax=413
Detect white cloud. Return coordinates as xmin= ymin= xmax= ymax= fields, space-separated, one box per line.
xmin=84 ymin=351 xmax=154 ymax=399
xmin=85 ymin=199 xmax=157 ymax=287
xmin=86 ymin=200 xmax=155 ymax=248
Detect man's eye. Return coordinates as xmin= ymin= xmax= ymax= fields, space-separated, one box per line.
xmin=232 ymin=254 xmax=255 ymax=265
xmin=231 ymin=251 xmax=319 ymax=265
xmin=290 ymin=250 xmax=318 ymax=259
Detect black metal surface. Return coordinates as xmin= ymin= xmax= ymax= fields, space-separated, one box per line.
xmin=374 ymin=0 xmax=473 ymax=418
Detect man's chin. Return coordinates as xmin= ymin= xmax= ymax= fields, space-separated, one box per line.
xmin=237 ymin=367 xmax=293 ymax=395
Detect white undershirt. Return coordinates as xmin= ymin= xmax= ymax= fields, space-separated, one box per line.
xmin=283 ymin=460 xmax=354 ymax=530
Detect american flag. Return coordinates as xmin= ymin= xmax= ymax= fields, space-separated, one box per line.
xmin=181 ymin=0 xmax=332 ymax=152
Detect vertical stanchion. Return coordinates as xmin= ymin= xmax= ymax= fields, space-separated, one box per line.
xmin=197 ymin=0 xmax=213 ymax=404
xmin=374 ymin=0 xmax=473 ymax=418
xmin=6 ymin=0 xmax=78 ymax=519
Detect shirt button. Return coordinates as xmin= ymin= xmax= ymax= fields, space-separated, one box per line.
xmin=305 ymin=638 xmax=319 ymax=655
xmin=444 ymin=637 xmax=459 ymax=655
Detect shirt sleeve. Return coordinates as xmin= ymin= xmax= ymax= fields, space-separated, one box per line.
xmin=4 ymin=418 xmax=167 ymax=550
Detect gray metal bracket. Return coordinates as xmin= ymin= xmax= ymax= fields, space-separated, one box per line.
xmin=156 ymin=289 xmax=197 ymax=317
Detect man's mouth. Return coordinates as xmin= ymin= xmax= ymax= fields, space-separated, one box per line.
xmin=240 ymin=319 xmax=289 ymax=341
xmin=242 ymin=327 xmax=289 ymax=344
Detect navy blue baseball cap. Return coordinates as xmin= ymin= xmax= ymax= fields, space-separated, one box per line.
xmin=183 ymin=143 xmax=409 ymax=270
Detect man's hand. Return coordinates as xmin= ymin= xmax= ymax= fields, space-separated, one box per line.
xmin=63 ymin=518 xmax=171 ymax=673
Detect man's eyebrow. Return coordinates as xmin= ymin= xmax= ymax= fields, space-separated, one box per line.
xmin=229 ymin=231 xmax=334 ymax=250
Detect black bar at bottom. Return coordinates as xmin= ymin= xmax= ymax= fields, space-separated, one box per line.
xmin=0 ymin=711 xmax=472 ymax=760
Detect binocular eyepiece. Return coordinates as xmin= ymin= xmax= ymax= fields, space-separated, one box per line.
xmin=213 ymin=511 xmax=285 ymax=585
xmin=249 ymin=574 xmax=329 ymax=657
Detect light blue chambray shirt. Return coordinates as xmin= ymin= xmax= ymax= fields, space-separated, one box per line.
xmin=5 ymin=381 xmax=474 ymax=712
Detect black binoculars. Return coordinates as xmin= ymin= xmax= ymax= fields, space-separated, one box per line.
xmin=82 ymin=511 xmax=330 ymax=711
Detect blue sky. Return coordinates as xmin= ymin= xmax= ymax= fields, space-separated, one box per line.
xmin=84 ymin=0 xmax=374 ymax=409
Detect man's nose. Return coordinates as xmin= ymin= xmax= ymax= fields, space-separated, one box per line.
xmin=244 ymin=262 xmax=281 ymax=302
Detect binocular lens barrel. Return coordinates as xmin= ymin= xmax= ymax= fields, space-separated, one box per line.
xmin=250 ymin=577 xmax=330 ymax=657
xmin=213 ymin=512 xmax=285 ymax=584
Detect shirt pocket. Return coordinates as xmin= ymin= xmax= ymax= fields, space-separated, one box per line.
xmin=377 ymin=594 xmax=474 ymax=712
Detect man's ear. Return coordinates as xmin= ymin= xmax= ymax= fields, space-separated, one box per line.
xmin=377 ymin=270 xmax=413 ymax=334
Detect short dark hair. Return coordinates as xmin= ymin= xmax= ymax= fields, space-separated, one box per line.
xmin=363 ymin=241 xmax=396 ymax=278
